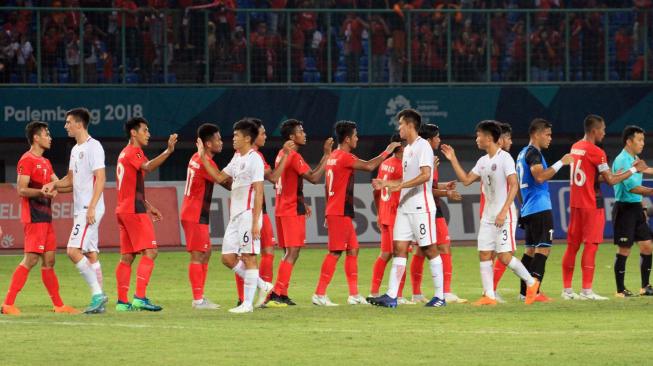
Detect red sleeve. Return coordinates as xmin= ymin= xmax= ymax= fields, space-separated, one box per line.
xmin=17 ymin=157 xmax=33 ymax=177
xmin=292 ymin=153 xmax=311 ymax=176
xmin=587 ymin=146 xmax=608 ymax=168
xmin=343 ymin=152 xmax=357 ymax=169
xmin=127 ymin=149 xmax=147 ymax=170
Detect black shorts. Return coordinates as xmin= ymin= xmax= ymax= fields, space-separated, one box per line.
xmin=612 ymin=202 xmax=652 ymax=248
xmin=519 ymin=210 xmax=554 ymax=248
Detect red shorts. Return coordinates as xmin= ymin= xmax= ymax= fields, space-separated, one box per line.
xmin=117 ymin=213 xmax=157 ymax=254
xmin=275 ymin=215 xmax=306 ymax=248
xmin=181 ymin=220 xmax=210 ymax=252
xmin=23 ymin=222 xmax=56 ymax=253
xmin=380 ymin=223 xmax=393 ymax=253
xmin=436 ymin=217 xmax=450 ymax=245
xmin=261 ymin=214 xmax=276 ymax=248
xmin=567 ymin=207 xmax=605 ymax=245
xmin=327 ymin=215 xmax=359 ymax=251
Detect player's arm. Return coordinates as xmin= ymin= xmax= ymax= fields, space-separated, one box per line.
xmin=440 ymin=144 xmax=479 ymax=186
xmin=643 ymin=167 xmax=653 ymax=176
xmin=47 ymin=171 xmax=72 ymax=194
xmin=144 ymin=200 xmax=163 ymax=221
xmin=629 ymin=185 xmax=653 ymax=196
xmin=433 ymin=185 xmax=462 ymax=201
xmin=86 ymin=168 xmax=105 ymax=225
xmin=266 ymin=141 xmax=294 ymax=184
xmin=251 ymin=181 xmax=264 ymax=240
xmin=303 ymin=137 xmax=334 ymax=184
xmin=393 ymin=165 xmax=431 ymax=192
xmin=195 ymin=138 xmax=230 ymax=184
xmin=352 ymin=142 xmax=401 ymax=172
xmin=17 ymin=175 xmax=53 ymax=198
xmin=495 ymin=173 xmax=518 ymax=227
xmin=141 ymin=133 xmax=178 ymax=173
xmin=600 ymin=159 xmax=647 ymax=186
xmin=531 ymin=153 xmax=574 ymax=184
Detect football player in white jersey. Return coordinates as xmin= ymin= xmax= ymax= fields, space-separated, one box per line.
xmin=369 ymin=109 xmax=445 ymax=308
xmin=441 ymin=120 xmax=539 ymax=306
xmin=43 ymin=108 xmax=108 ymax=314
xmin=197 ymin=119 xmax=274 ymax=314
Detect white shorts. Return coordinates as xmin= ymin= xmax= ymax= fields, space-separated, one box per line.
xmin=222 ymin=210 xmax=262 ymax=255
xmin=393 ymin=211 xmax=437 ymax=247
xmin=67 ymin=209 xmax=104 ymax=253
xmin=477 ymin=220 xmax=517 ymax=253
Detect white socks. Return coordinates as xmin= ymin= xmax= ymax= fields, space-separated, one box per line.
xmin=508 ymin=257 xmax=535 ymax=286
xmin=480 ymin=261 xmax=495 ymax=299
xmin=91 ymin=261 xmax=103 ymax=289
xmin=232 ymin=260 xmax=267 ymax=290
xmin=75 ymin=256 xmax=102 ymax=296
xmin=243 ymin=270 xmax=258 ymax=307
xmin=386 ymin=257 xmax=407 ymax=298
xmin=429 ymin=256 xmax=444 ymax=299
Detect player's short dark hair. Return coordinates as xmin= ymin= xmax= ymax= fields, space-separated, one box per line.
xmin=499 ymin=122 xmax=512 ymax=135
xmin=197 ymin=123 xmax=220 ymax=143
xmin=476 ymin=120 xmax=502 ymax=143
xmin=584 ymin=114 xmax=604 ymax=133
xmin=622 ymin=125 xmax=645 ymax=145
xmin=25 ymin=121 xmax=48 ymax=145
xmin=124 ymin=117 xmax=148 ymax=139
xmin=334 ymin=120 xmax=357 ymax=144
xmin=418 ymin=123 xmax=440 ymax=139
xmin=243 ymin=117 xmax=263 ymax=129
xmin=233 ymin=119 xmax=259 ymax=143
xmin=280 ymin=119 xmax=303 ymax=141
xmin=528 ymin=118 xmax=552 ymax=136
xmin=390 ymin=133 xmax=404 ymax=154
xmin=66 ymin=108 xmax=91 ymax=128
xmin=396 ymin=108 xmax=422 ymax=130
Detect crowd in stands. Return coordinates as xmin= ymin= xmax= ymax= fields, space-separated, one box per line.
xmin=0 ymin=0 xmax=652 ymax=83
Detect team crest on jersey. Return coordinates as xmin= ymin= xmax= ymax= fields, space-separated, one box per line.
xmin=491 ymin=164 xmax=497 ymax=171
xmin=240 ymin=163 xmax=245 ymax=170
xmin=136 ymin=153 xmax=142 ymax=159
xmin=17 ymin=166 xmax=22 ymax=174
xmin=36 ymin=164 xmax=42 ymax=169
xmin=79 ymin=151 xmax=84 ymax=159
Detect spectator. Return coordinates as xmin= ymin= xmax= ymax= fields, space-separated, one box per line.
xmin=290 ymin=22 xmax=305 ymax=82
xmin=141 ymin=22 xmax=157 ymax=83
xmin=116 ymin=0 xmax=141 ymax=72
xmin=388 ymin=0 xmax=410 ymax=83
xmin=269 ymin=0 xmax=288 ymax=35
xmin=370 ymin=15 xmax=389 ymax=82
xmin=581 ymin=12 xmax=605 ymax=81
xmin=231 ymin=25 xmax=247 ymax=83
xmin=0 ymin=32 xmax=15 ymax=83
xmin=490 ymin=11 xmax=508 ymax=78
xmin=16 ymin=32 xmax=34 ymax=83
xmin=341 ymin=12 xmax=368 ymax=82
xmin=42 ymin=25 xmax=63 ymax=83
xmin=65 ymin=28 xmax=80 ymax=83
xmin=297 ymin=0 xmax=318 ymax=55
xmin=251 ymin=21 xmax=268 ymax=82
xmin=82 ymin=24 xmax=100 ymax=83
xmin=508 ymin=20 xmax=526 ymax=81
xmin=212 ymin=0 xmax=237 ymax=51
xmin=615 ymin=26 xmax=634 ymax=80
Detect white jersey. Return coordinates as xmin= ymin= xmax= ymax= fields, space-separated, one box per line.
xmin=398 ymin=136 xmax=436 ymax=214
xmin=69 ymin=136 xmax=105 ymax=214
xmin=472 ymin=149 xmax=518 ymax=224
xmin=223 ymin=149 xmax=265 ymax=217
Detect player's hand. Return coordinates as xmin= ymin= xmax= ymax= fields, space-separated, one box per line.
xmin=251 ymin=223 xmax=261 ymax=241
xmin=282 ymin=140 xmax=295 ymax=155
xmin=560 ymin=153 xmax=574 ymax=165
xmin=86 ymin=206 xmax=96 ymax=225
xmin=445 ymin=180 xmax=456 ymax=190
xmin=166 ymin=133 xmax=178 ymax=154
xmin=149 ymin=205 xmax=163 ymax=222
xmin=446 ymin=190 xmax=462 ymax=201
xmin=388 ymin=181 xmax=402 ymax=193
xmin=323 ymin=138 xmax=334 ymax=155
xmin=434 ymin=156 xmax=440 ymax=168
xmin=634 ymin=159 xmax=648 ymax=172
xmin=196 ymin=137 xmax=205 ymax=156
xmin=372 ymin=178 xmax=388 ymax=190
xmin=385 ymin=142 xmax=401 ymax=154
xmin=495 ymin=210 xmax=507 ymax=227
xmin=440 ymin=144 xmax=456 ymax=161
xmin=323 ymin=218 xmax=328 ymax=229
xmin=41 ymin=182 xmax=56 ymax=196
xmin=43 ymin=189 xmax=58 ymax=199
xmin=305 ymin=204 xmax=312 ymax=218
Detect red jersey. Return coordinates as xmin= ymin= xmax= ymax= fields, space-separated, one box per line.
xmin=432 ymin=162 xmax=445 ymax=218
xmin=275 ymin=149 xmax=310 ymax=217
xmin=116 ymin=144 xmax=148 ymax=214
xmin=325 ymin=149 xmax=357 ymax=218
xmin=255 ymin=149 xmax=271 ymax=214
xmin=181 ymin=152 xmax=218 ymax=224
xmin=17 ymin=152 xmax=54 ymax=224
xmin=376 ymin=156 xmax=402 ymax=226
xmin=569 ymin=140 xmax=609 ymax=209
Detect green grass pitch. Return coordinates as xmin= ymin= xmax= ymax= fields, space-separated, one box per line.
xmin=1 ymin=245 xmax=652 ymax=365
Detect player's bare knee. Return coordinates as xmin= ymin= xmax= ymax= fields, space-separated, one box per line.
xmin=380 ymin=251 xmax=392 ymax=261
xmin=437 ymin=244 xmax=451 ymax=255
xmin=329 ymin=251 xmax=342 ymax=258
xmin=639 ymin=241 xmax=653 ymax=255
xmin=66 ymin=247 xmax=83 ymax=262
xmin=422 ymin=245 xmax=439 ymax=259
xmin=241 ymin=254 xmax=257 ymax=268
xmin=121 ymin=254 xmax=135 ymax=265
xmin=143 ymin=249 xmax=158 ymax=260
xmin=478 ymin=251 xmax=493 ymax=261
xmin=346 ymin=248 xmax=358 ymax=257
xmin=42 ymin=254 xmax=56 ymax=268
xmin=21 ymin=254 xmax=39 ymax=269
xmin=618 ymin=246 xmax=631 ymax=256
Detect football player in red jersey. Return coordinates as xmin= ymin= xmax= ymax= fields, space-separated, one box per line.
xmin=114 ymin=117 xmax=177 ymax=312
xmin=311 ymin=121 xmax=400 ymax=306
xmin=1 ymin=121 xmax=79 ymax=315
xmin=562 ymin=115 xmax=647 ymax=300
xmin=265 ymin=119 xmax=333 ymax=307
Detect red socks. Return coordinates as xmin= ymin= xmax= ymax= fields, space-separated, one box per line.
xmin=493 ymin=260 xmax=507 ymax=291
xmin=116 ymin=261 xmax=132 ymax=303
xmin=581 ymin=243 xmax=599 ymax=289
xmin=202 ymin=263 xmax=208 ymax=288
xmin=315 ymin=254 xmax=339 ymax=295
xmin=562 ymin=242 xmax=581 ymax=288
xmin=410 ymin=254 xmax=425 ymax=295
xmin=189 ymin=263 xmax=204 ymax=301
xmin=4 ymin=264 xmax=29 ymax=306
xmin=259 ymin=253 xmax=274 ymax=283
xmin=41 ymin=267 xmax=64 ymax=307
xmin=135 ymin=256 xmax=155 ymax=299
xmin=370 ymin=256 xmax=389 ymax=295
xmin=235 ymin=274 xmax=244 ymax=302
xmin=345 ymin=255 xmax=359 ymax=296
xmin=441 ymin=253 xmax=453 ymax=293
xmin=274 ymin=260 xmax=294 ymax=296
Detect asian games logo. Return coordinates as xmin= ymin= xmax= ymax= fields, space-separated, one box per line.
xmin=385 ymin=95 xmax=412 ymax=127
